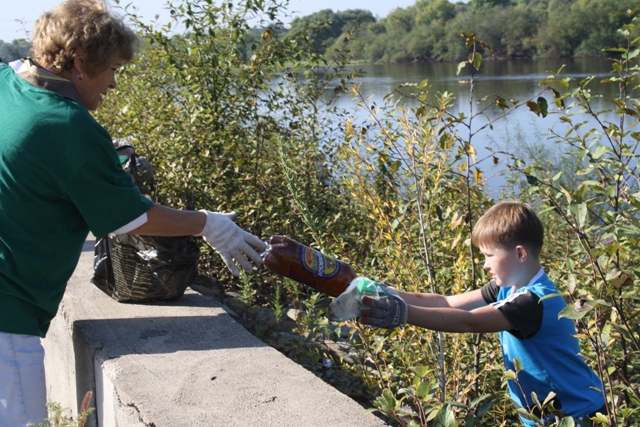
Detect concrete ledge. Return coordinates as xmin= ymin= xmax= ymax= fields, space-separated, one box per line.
xmin=43 ymin=237 xmax=388 ymax=427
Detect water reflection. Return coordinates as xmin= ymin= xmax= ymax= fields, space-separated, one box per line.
xmin=322 ymin=57 xmax=629 ymax=196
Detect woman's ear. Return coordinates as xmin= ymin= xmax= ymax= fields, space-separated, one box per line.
xmin=73 ymin=47 xmax=88 ymax=75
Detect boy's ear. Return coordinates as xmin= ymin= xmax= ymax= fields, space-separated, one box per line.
xmin=515 ymin=245 xmax=528 ymax=262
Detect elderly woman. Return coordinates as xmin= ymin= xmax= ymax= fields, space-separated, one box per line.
xmin=0 ymin=1 xmax=265 ymax=425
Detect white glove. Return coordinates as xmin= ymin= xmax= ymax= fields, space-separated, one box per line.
xmin=196 ymin=210 xmax=267 ymax=276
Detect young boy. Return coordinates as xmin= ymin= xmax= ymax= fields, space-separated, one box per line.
xmin=359 ymin=201 xmax=606 ymax=426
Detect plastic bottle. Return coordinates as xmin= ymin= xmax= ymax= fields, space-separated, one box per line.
xmin=327 ymin=277 xmax=389 ymax=321
xmin=261 ymin=235 xmax=357 ymax=297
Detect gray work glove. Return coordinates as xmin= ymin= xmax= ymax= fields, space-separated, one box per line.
xmin=359 ymin=294 xmax=408 ymax=330
xmin=196 ymin=210 xmax=267 ymax=276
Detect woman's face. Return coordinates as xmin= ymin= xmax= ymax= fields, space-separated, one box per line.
xmin=73 ymin=56 xmax=122 ymax=111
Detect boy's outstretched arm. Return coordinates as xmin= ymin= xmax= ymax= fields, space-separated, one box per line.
xmin=397 ymin=288 xmax=488 ymax=311
xmin=360 ymin=291 xmax=513 ymax=333
xmin=406 ymin=304 xmax=513 ymax=333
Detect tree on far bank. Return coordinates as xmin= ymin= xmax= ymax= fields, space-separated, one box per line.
xmin=289 ymin=9 xmax=375 ymax=55
xmin=0 ymin=39 xmax=30 ymax=63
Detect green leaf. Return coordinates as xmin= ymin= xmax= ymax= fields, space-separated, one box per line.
xmin=433 ymin=403 xmax=456 ymax=427
xmin=398 ymin=386 xmax=414 ymax=396
xmin=592 ymin=145 xmax=610 ymax=159
xmin=542 ymin=391 xmax=557 ymax=406
xmin=469 ymin=394 xmax=491 ymax=409
xmin=593 ymin=412 xmax=609 ymax=422
xmin=410 ymin=365 xmax=432 ymax=378
xmin=416 ymin=381 xmax=431 ymax=400
xmin=496 ymin=96 xmax=508 ymax=110
xmin=527 ymin=100 xmax=541 ymax=116
xmin=579 ymin=180 xmax=602 ymax=188
xmin=531 ymin=391 xmax=541 ymax=408
xmin=537 ymin=96 xmax=549 ymax=117
xmin=604 ymin=47 xmax=628 ymax=53
xmin=577 ymin=202 xmax=587 ymax=227
xmin=566 ymin=258 xmax=575 ymax=271
xmin=557 ymin=417 xmax=576 ymax=427
xmin=445 ymin=400 xmax=469 ymax=410
xmin=461 ymin=32 xmax=475 ymax=47
xmin=552 ymin=88 xmax=566 ymax=109
xmin=568 ymin=201 xmax=587 ymax=227
xmin=525 ymin=174 xmax=539 ymax=186
xmin=476 ymin=401 xmax=495 ymax=417
xmin=559 ymin=304 xmax=590 ymax=320
xmin=539 ymin=293 xmax=562 ymax=302
xmin=517 ymin=408 xmax=541 ymax=423
xmin=457 ymin=61 xmax=467 ymax=76
xmin=382 ymin=389 xmax=397 ymax=411
xmin=576 ymin=165 xmax=595 ymax=176
xmin=472 ymin=52 xmax=483 ymax=70
xmin=513 ymin=358 xmax=522 ymax=373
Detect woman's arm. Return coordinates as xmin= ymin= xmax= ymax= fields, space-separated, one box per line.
xmin=126 ymin=204 xmax=206 ymax=236
xmin=126 ymin=204 xmax=266 ymax=276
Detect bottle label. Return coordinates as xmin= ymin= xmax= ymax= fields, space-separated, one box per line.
xmin=300 ymin=246 xmax=341 ymax=279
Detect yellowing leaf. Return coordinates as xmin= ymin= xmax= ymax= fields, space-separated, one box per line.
xmin=450 ymin=233 xmax=462 ymax=250
xmin=450 ymin=213 xmax=463 ymax=229
xmin=474 ymin=167 xmax=483 ymax=184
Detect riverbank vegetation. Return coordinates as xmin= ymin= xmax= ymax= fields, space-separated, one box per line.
xmin=57 ymin=0 xmax=640 ymax=425
xmin=0 ymin=38 xmax=29 ymax=62
xmin=2 ymin=0 xmax=640 ymax=64
xmin=294 ymin=0 xmax=640 ymax=62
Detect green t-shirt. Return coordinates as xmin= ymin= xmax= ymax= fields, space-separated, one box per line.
xmin=0 ymin=63 xmax=154 ymax=337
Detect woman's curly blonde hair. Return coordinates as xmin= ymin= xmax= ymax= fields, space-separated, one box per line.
xmin=31 ymin=0 xmax=139 ymax=77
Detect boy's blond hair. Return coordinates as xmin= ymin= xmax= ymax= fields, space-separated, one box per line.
xmin=471 ymin=201 xmax=544 ymax=257
xmin=31 ymin=0 xmax=139 ymax=77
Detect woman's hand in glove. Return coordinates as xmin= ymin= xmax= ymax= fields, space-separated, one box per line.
xmin=197 ymin=210 xmax=266 ymax=276
xmin=359 ymin=294 xmax=408 ymax=330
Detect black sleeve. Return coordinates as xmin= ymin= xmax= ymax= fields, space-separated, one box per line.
xmin=481 ymin=280 xmax=499 ymax=304
xmin=493 ymin=289 xmax=543 ymax=339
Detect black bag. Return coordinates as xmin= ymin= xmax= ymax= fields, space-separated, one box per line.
xmin=91 ymin=144 xmax=201 ymax=302
xmin=92 ymin=234 xmax=200 ymax=302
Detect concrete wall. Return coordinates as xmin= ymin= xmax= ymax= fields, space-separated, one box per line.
xmin=43 ymin=237 xmax=388 ymax=427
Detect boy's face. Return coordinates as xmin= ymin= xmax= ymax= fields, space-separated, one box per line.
xmin=479 ymin=243 xmax=525 ymax=288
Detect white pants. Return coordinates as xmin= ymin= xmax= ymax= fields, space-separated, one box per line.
xmin=0 ymin=331 xmax=48 ymax=427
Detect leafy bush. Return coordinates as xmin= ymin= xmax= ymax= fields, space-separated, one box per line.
xmin=510 ymin=12 xmax=640 ymax=425
xmin=31 ymin=391 xmax=93 ymax=427
xmin=94 ymin=1 xmax=639 ymax=425
xmin=98 ymin=0 xmax=366 ymax=290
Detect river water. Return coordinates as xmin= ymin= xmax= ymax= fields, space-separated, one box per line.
xmin=322 ymin=57 xmax=623 ymax=196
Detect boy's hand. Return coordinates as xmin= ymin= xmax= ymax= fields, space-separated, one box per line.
xmin=360 ymin=294 xmax=408 ymax=329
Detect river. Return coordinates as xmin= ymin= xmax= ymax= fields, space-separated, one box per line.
xmin=321 ymin=57 xmax=623 ymax=196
